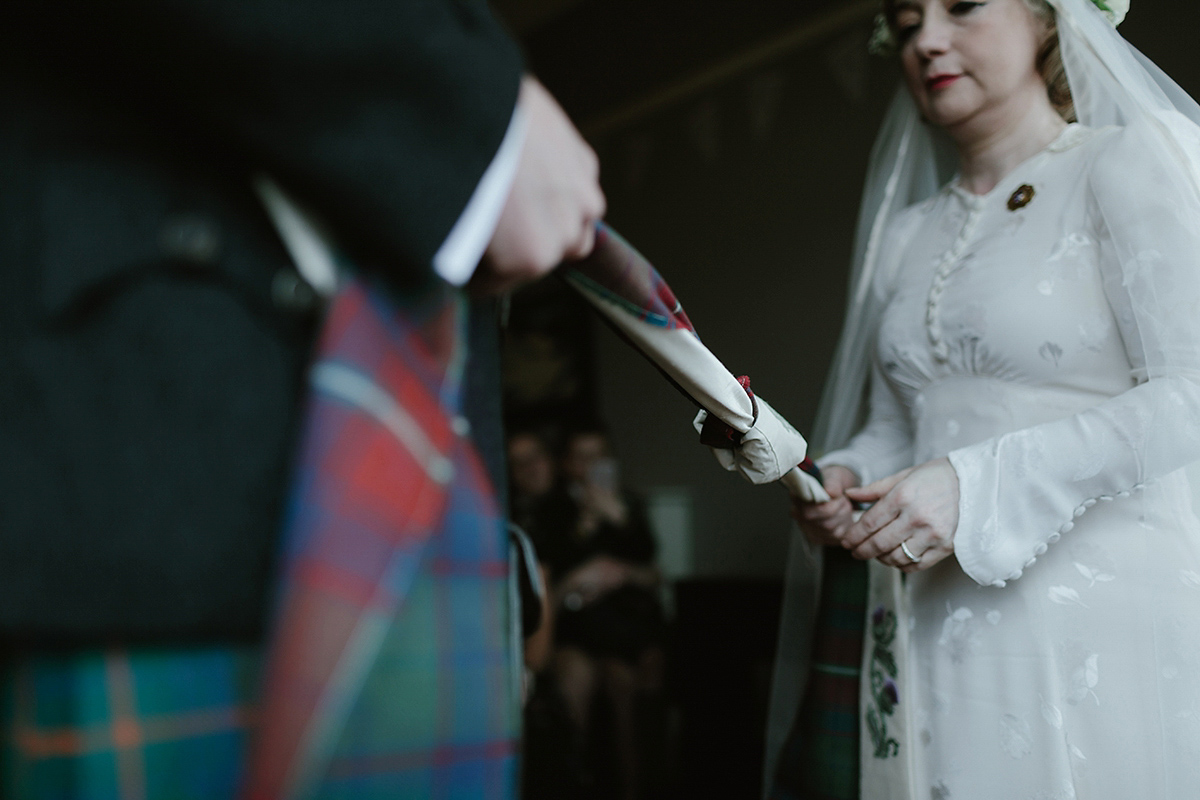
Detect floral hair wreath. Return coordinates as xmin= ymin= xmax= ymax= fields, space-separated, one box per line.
xmin=868 ymin=0 xmax=1128 ymax=55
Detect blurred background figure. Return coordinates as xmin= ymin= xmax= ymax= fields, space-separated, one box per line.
xmin=508 ymin=429 xmax=560 ymax=535
xmin=527 ymin=425 xmax=665 ymax=800
xmin=508 ymin=429 xmax=557 ymax=691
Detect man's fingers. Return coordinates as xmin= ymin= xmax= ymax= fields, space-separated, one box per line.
xmin=584 ymin=173 xmax=607 ymax=219
xmin=819 ymin=465 xmax=860 ymax=498
xmin=799 ymin=498 xmax=849 ymax=522
xmin=801 ymin=519 xmax=850 ymax=547
xmin=479 ymin=76 xmax=606 ymax=291
xmin=564 ymin=219 xmax=598 ymax=261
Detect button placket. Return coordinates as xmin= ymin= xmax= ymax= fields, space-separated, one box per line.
xmin=927 ymin=197 xmax=983 ymax=361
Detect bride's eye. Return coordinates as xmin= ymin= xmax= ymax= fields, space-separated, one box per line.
xmin=949 ymin=1 xmax=984 ymax=15
xmin=895 ymin=12 xmax=922 ymax=42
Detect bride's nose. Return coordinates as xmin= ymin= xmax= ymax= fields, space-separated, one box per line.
xmin=913 ymin=17 xmax=952 ymax=60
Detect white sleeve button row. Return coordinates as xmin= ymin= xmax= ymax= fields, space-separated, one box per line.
xmin=987 ymin=483 xmax=1145 ymax=588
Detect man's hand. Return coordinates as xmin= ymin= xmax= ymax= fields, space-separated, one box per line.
xmin=474 ymin=76 xmax=606 ymax=294
xmin=792 ymin=464 xmax=860 ymax=547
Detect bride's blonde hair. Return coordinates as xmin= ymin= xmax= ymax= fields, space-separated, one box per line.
xmin=1025 ymin=0 xmax=1077 ymax=121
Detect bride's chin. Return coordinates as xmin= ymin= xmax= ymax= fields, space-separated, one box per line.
xmin=920 ymin=101 xmax=976 ymax=131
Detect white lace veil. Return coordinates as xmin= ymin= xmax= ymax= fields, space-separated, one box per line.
xmin=764 ymin=0 xmax=1200 ymax=789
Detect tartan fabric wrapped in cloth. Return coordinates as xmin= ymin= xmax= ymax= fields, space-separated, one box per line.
xmin=564 ymin=225 xmax=862 ymax=800
xmin=563 ymin=224 xmax=828 ymax=502
xmin=242 ymin=279 xmax=517 ymax=799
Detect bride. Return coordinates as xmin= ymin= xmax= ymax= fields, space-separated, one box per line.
xmin=768 ymin=0 xmax=1200 ymax=795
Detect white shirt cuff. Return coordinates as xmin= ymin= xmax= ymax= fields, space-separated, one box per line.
xmin=432 ymin=102 xmax=528 ymax=286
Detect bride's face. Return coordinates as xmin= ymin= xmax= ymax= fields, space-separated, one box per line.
xmin=894 ymin=0 xmax=1048 ymax=132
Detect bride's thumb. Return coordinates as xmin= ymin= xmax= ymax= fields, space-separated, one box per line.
xmin=844 ymin=484 xmax=883 ymax=503
xmin=845 ymin=468 xmax=909 ymax=503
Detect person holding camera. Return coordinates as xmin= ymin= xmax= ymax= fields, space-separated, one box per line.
xmin=528 ymin=425 xmax=663 ymax=800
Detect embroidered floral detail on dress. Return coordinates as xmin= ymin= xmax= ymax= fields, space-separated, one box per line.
xmin=938 ymin=606 xmax=980 ymax=663
xmin=1074 ymin=562 xmax=1115 ymax=587
xmin=867 ymin=605 xmax=901 ymax=759
xmin=999 ymin=713 xmax=1033 ymax=758
xmin=1068 ymin=654 xmax=1100 ymax=705
xmin=1038 ymin=341 xmax=1064 ymax=367
xmin=1047 ymin=232 xmax=1093 ymax=264
xmin=1048 ymin=585 xmax=1088 ymax=607
xmin=1039 ymin=693 xmax=1064 ymax=729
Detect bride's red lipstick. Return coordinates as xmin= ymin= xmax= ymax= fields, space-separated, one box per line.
xmin=927 ymin=74 xmax=961 ymax=91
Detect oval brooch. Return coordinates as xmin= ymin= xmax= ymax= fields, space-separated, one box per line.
xmin=1007 ymin=183 xmax=1035 ymax=211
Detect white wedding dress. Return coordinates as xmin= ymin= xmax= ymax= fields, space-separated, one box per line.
xmin=820 ymin=121 xmax=1200 ymax=799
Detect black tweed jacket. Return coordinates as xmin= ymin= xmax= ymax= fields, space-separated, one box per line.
xmin=0 ymin=0 xmax=522 ymax=642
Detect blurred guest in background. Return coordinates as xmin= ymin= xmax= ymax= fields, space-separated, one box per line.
xmin=531 ymin=425 xmax=665 ymax=800
xmin=508 ymin=429 xmax=558 ymax=674
xmin=508 ymin=429 xmax=560 ymax=535
xmin=0 ymin=1 xmax=603 ymax=797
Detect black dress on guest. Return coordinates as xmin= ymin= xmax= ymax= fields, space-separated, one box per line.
xmin=531 ymin=487 xmax=665 ymax=663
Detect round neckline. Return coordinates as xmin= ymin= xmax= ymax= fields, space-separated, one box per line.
xmin=947 ymin=123 xmax=1090 ymax=204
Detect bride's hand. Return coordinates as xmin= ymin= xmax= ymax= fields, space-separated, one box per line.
xmin=791 ymin=464 xmax=860 ymax=547
xmin=841 ymin=458 xmax=959 ymax=573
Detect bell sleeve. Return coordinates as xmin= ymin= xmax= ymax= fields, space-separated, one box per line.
xmin=950 ymin=120 xmax=1200 ymax=587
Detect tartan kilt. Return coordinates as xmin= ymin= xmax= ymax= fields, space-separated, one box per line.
xmin=306 ymin=434 xmax=518 ymax=799
xmin=1 ymin=280 xmax=519 ymax=800
xmin=0 ymin=645 xmax=260 ymax=800
xmin=243 ymin=279 xmax=519 ymax=799
xmin=769 ymin=548 xmax=867 ymax=800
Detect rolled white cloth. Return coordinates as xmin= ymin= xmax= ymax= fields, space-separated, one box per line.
xmin=693 ymin=394 xmax=824 ymax=501
xmin=561 ymin=224 xmax=828 ymax=503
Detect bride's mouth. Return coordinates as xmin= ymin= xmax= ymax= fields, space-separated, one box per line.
xmin=927 ymin=74 xmax=962 ymax=91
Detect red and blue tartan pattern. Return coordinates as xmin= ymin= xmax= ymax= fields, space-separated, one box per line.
xmin=564 ymin=224 xmax=697 ymax=333
xmin=0 ymin=280 xmax=517 ymax=800
xmin=244 ymin=279 xmax=517 ymax=799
